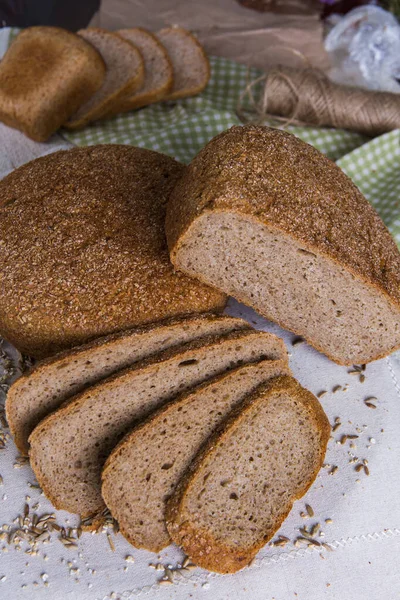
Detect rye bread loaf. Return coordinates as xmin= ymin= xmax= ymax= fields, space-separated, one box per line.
xmin=102 ymin=358 xmax=290 ymax=552
xmin=29 ymin=329 xmax=286 ymax=518
xmin=166 ymin=375 xmax=330 ymax=573
xmin=0 ymin=145 xmax=225 ymax=358
xmin=0 ymin=26 xmax=106 ymax=141
xmin=166 ymin=125 xmax=400 ymax=365
xmin=156 ymin=27 xmax=210 ymax=100
xmin=111 ymin=28 xmax=173 ymax=113
xmin=65 ymin=28 xmax=144 ymax=129
xmin=7 ymin=315 xmax=249 ymax=456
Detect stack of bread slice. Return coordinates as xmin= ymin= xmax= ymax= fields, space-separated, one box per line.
xmin=7 ymin=314 xmax=330 ymax=573
xmin=0 ymin=25 xmax=210 ymax=141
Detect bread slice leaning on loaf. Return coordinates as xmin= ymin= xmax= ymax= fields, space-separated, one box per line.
xmin=65 ymin=28 xmax=144 ymax=129
xmin=6 ymin=315 xmax=249 ymax=456
xmin=102 ymin=358 xmax=290 ymax=552
xmin=0 ymin=145 xmax=225 ymax=358
xmin=0 ymin=26 xmax=106 ymax=141
xmin=166 ymin=375 xmax=330 ymax=573
xmin=110 ymin=28 xmax=173 ymax=113
xmin=156 ymin=27 xmax=210 ymax=100
xmin=166 ymin=125 xmax=400 ymax=365
xmin=29 ymin=329 xmax=287 ymax=518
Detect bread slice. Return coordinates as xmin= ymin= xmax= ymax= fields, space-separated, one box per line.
xmin=102 ymin=358 xmax=290 ymax=552
xmin=109 ymin=28 xmax=173 ymax=113
xmin=166 ymin=125 xmax=400 ymax=365
xmin=7 ymin=315 xmax=249 ymax=456
xmin=166 ymin=375 xmax=330 ymax=573
xmin=29 ymin=329 xmax=286 ymax=518
xmin=0 ymin=146 xmax=226 ymax=358
xmin=0 ymin=26 xmax=106 ymax=141
xmin=156 ymin=27 xmax=210 ymax=100
xmin=65 ymin=28 xmax=144 ymax=129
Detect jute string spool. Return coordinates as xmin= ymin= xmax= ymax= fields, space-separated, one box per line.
xmin=237 ymin=65 xmax=400 ymax=136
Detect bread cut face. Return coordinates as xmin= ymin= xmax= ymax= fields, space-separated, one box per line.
xmin=112 ymin=28 xmax=173 ymax=112
xmin=156 ymin=27 xmax=210 ymax=100
xmin=6 ymin=315 xmax=249 ymax=456
xmin=29 ymin=329 xmax=287 ymax=518
xmin=65 ymin=28 xmax=144 ymax=129
xmin=102 ymin=358 xmax=290 ymax=552
xmin=0 ymin=26 xmax=106 ymax=141
xmin=166 ymin=375 xmax=330 ymax=573
xmin=0 ymin=145 xmax=226 ymax=358
xmin=166 ymin=125 xmax=400 ymax=365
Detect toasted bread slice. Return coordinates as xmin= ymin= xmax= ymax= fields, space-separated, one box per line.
xmin=102 ymin=358 xmax=290 ymax=552
xmin=166 ymin=375 xmax=330 ymax=573
xmin=0 ymin=26 xmax=105 ymax=141
xmin=156 ymin=27 xmax=210 ymax=100
xmin=7 ymin=315 xmax=249 ymax=455
xmin=65 ymin=28 xmax=144 ymax=129
xmin=29 ymin=330 xmax=287 ymax=518
xmin=109 ymin=28 xmax=173 ymax=113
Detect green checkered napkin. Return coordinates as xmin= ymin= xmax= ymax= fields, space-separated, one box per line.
xmin=8 ymin=29 xmax=400 ymax=247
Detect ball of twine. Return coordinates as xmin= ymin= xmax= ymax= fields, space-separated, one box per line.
xmin=237 ymin=64 xmax=400 ymax=136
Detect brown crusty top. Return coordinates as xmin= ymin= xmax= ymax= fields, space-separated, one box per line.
xmin=0 ymin=26 xmax=106 ymax=141
xmin=166 ymin=125 xmax=400 ymax=307
xmin=0 ymin=145 xmax=225 ymax=358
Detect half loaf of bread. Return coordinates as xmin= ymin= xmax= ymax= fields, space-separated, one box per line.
xmin=0 ymin=145 xmax=225 ymax=358
xmin=7 ymin=315 xmax=249 ymax=455
xmin=166 ymin=375 xmax=330 ymax=573
xmin=0 ymin=26 xmax=106 ymax=141
xmin=166 ymin=125 xmax=400 ymax=365
xmin=102 ymin=358 xmax=290 ymax=552
xmin=29 ymin=329 xmax=286 ymax=518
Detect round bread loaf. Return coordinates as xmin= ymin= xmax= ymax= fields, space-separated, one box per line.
xmin=0 ymin=145 xmax=225 ymax=358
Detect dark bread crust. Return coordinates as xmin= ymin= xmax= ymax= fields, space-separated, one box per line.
xmin=165 ymin=126 xmax=400 ymax=364
xmin=0 ymin=145 xmax=226 ymax=358
xmin=0 ymin=26 xmax=106 ymax=141
xmin=7 ymin=314 xmax=249 ymax=455
xmin=165 ymin=375 xmax=331 ymax=573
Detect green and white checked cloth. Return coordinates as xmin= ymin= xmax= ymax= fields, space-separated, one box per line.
xmin=5 ymin=28 xmax=400 ymax=246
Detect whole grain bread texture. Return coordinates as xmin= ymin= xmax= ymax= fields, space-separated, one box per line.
xmin=110 ymin=28 xmax=173 ymax=113
xmin=7 ymin=315 xmax=249 ymax=456
xmin=156 ymin=27 xmax=210 ymax=100
xmin=0 ymin=145 xmax=225 ymax=358
xmin=65 ymin=28 xmax=144 ymax=129
xmin=29 ymin=329 xmax=287 ymax=518
xmin=0 ymin=26 xmax=106 ymax=141
xmin=102 ymin=358 xmax=290 ymax=552
xmin=166 ymin=375 xmax=330 ymax=573
xmin=166 ymin=125 xmax=400 ymax=365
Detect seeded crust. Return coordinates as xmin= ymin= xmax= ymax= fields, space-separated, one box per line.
xmin=0 ymin=145 xmax=226 ymax=358
xmin=156 ymin=27 xmax=210 ymax=100
xmin=29 ymin=329 xmax=287 ymax=518
xmin=65 ymin=28 xmax=145 ymax=129
xmin=110 ymin=28 xmax=173 ymax=113
xmin=0 ymin=26 xmax=106 ymax=141
xmin=166 ymin=125 xmax=400 ymax=364
xmin=6 ymin=314 xmax=249 ymax=455
xmin=166 ymin=375 xmax=330 ymax=573
xmin=101 ymin=358 xmax=290 ymax=552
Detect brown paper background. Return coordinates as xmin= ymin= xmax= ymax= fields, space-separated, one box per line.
xmin=91 ymin=0 xmax=330 ymax=70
